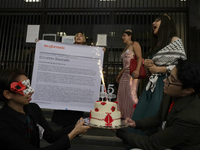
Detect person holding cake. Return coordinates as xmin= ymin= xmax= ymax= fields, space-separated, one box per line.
xmin=35 ymin=32 xmax=88 ymax=128
xmin=116 ymin=29 xmax=142 ymax=119
xmin=52 ymin=31 xmax=106 ymax=128
xmin=115 ymin=58 xmax=200 ymax=150
xmin=0 ymin=69 xmax=90 ymax=150
xmin=51 ymin=31 xmax=87 ymax=127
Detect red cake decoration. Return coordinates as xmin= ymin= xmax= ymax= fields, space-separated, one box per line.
xmin=89 ymin=110 xmax=92 ymax=122
xmin=113 ymin=101 xmax=118 ymax=104
xmin=104 ymin=113 xmax=113 ymax=126
xmin=111 ymin=106 xmax=116 ymax=112
xmin=101 ymin=102 xmax=106 ymax=105
xmin=95 ymin=108 xmax=99 ymax=112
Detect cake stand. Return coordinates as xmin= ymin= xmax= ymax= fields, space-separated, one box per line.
xmin=82 ymin=117 xmax=129 ymax=129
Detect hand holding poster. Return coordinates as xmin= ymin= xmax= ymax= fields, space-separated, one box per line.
xmin=31 ymin=40 xmax=104 ymax=112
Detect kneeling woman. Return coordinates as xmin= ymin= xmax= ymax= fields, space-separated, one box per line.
xmin=0 ymin=69 xmax=90 ymax=150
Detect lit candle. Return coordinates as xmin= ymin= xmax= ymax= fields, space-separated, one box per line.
xmin=100 ymin=69 xmax=108 ymax=101
xmin=101 ymin=84 xmax=104 ymax=101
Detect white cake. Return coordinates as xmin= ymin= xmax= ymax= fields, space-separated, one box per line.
xmin=89 ymin=101 xmax=121 ymax=127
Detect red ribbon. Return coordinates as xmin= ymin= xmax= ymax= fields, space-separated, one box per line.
xmin=168 ymin=101 xmax=174 ymax=113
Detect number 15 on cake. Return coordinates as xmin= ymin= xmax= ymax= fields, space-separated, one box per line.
xmin=100 ymin=84 xmax=116 ymax=101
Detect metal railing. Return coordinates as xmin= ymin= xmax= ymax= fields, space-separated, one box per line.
xmin=0 ymin=0 xmax=188 ymax=96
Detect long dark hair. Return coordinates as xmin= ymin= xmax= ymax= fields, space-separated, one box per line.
xmin=0 ymin=69 xmax=25 ymax=101
xmin=150 ymin=14 xmax=177 ymax=55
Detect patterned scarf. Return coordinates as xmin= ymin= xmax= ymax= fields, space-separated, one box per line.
xmin=146 ymin=39 xmax=186 ymax=92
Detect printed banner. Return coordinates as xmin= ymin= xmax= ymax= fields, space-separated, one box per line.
xmin=31 ymin=40 xmax=104 ymax=112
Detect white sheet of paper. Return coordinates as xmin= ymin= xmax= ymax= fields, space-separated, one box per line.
xmin=96 ymin=34 xmax=107 ymax=46
xmin=62 ymin=36 xmax=75 ymax=44
xmin=26 ymin=25 xmax=40 ymax=43
xmin=31 ymin=40 xmax=104 ymax=112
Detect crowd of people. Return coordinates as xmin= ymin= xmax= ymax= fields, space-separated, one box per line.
xmin=0 ymin=14 xmax=200 ymax=150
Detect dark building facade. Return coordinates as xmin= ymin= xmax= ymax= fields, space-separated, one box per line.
xmin=0 ymin=0 xmax=199 ymax=96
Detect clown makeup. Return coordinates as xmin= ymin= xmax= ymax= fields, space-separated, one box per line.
xmin=10 ymin=79 xmax=34 ymax=95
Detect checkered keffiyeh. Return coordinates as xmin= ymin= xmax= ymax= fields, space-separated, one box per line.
xmin=146 ymin=39 xmax=186 ymax=92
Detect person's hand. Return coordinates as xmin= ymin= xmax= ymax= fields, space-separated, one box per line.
xmin=125 ymin=118 xmax=136 ymax=128
xmin=74 ymin=119 xmax=90 ymax=134
xmin=68 ymin=118 xmax=90 ymax=140
xmin=103 ymin=47 xmax=106 ymax=52
xmin=144 ymin=59 xmax=154 ymax=68
xmin=132 ymin=70 xmax=140 ymax=79
xmin=75 ymin=117 xmax=84 ymax=126
xmin=35 ymin=38 xmax=40 ymax=42
xmin=116 ymin=75 xmax=121 ymax=83
xmin=148 ymin=65 xmax=158 ymax=74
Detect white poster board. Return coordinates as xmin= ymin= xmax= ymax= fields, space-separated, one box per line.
xmin=62 ymin=36 xmax=75 ymax=44
xmin=26 ymin=25 xmax=40 ymax=43
xmin=31 ymin=40 xmax=104 ymax=112
xmin=96 ymin=34 xmax=107 ymax=46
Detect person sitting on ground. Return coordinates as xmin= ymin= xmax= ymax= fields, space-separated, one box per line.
xmin=0 ymin=69 xmax=90 ymax=150
xmin=116 ymin=58 xmax=200 ymax=150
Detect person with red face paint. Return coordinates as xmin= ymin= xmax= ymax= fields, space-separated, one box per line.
xmin=129 ymin=14 xmax=187 ymax=136
xmin=116 ymin=29 xmax=142 ymax=119
xmin=0 ymin=69 xmax=90 ymax=150
xmin=116 ymin=58 xmax=200 ymax=150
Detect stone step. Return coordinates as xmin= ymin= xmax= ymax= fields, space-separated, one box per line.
xmin=70 ymin=144 xmax=125 ymax=150
xmin=41 ymin=121 xmax=126 ymax=149
xmin=41 ymin=109 xmax=126 ymax=149
xmin=0 ymin=106 xmax=126 ymax=149
xmin=70 ymin=135 xmax=126 ymax=150
xmin=41 ymin=132 xmax=126 ymax=150
xmin=72 ymin=135 xmax=123 ymax=145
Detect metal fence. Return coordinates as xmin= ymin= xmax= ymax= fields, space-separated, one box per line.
xmin=0 ymin=0 xmax=187 ymax=9
xmin=0 ymin=0 xmax=188 ymax=96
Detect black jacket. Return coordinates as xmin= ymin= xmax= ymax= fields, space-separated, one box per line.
xmin=0 ymin=103 xmax=74 ymax=150
xmin=117 ymin=94 xmax=200 ymax=150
